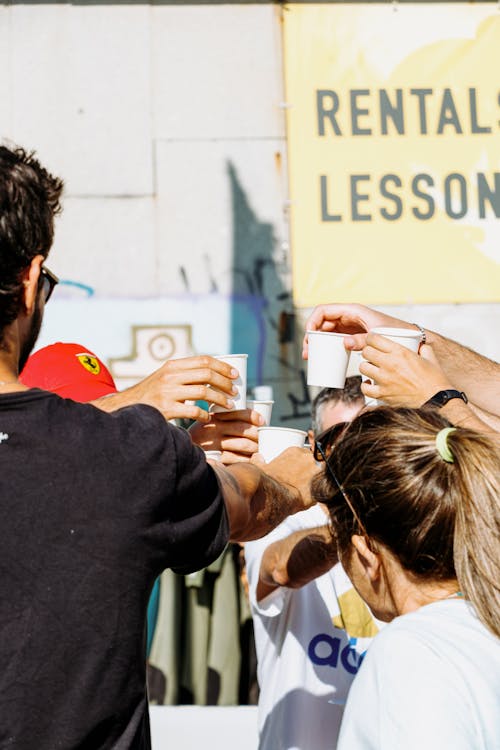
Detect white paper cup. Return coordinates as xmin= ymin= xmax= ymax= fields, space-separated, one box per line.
xmin=247 ymin=399 xmax=274 ymax=426
xmin=253 ymin=385 xmax=273 ymax=401
xmin=370 ymin=327 xmax=421 ymax=352
xmin=360 ymin=360 xmax=378 ymax=408
xmin=347 ymin=349 xmax=363 ymax=378
xmin=211 ymin=353 xmax=248 ymax=413
xmin=366 ymin=327 xmax=422 ymax=405
xmin=204 ymin=450 xmax=223 ymax=462
xmin=307 ymin=331 xmax=350 ymax=389
xmin=258 ymin=426 xmax=307 ymax=462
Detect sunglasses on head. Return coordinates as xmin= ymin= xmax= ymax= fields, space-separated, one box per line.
xmin=40 ymin=266 xmax=59 ymax=303
xmin=314 ymin=422 xmax=368 ymax=537
xmin=313 ymin=421 xmax=349 ymax=462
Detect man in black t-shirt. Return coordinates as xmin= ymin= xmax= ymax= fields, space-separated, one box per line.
xmin=0 ymin=145 xmax=317 ymax=749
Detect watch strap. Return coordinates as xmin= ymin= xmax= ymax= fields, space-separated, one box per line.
xmin=423 ymin=389 xmax=468 ymax=408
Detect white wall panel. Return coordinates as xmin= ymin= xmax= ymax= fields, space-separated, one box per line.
xmin=0 ymin=7 xmax=12 ymax=132
xmin=154 ymin=138 xmax=288 ymax=295
xmin=50 ymin=196 xmax=157 ymax=296
xmin=6 ymin=4 xmax=153 ymax=196
xmin=151 ymin=5 xmax=284 ymax=139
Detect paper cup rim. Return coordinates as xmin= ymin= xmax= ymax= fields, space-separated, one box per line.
xmin=247 ymin=399 xmax=274 ymax=406
xmin=307 ymin=330 xmax=347 ymax=338
xmin=258 ymin=426 xmax=307 ymax=437
xmin=370 ymin=327 xmax=421 ymax=338
xmin=216 ymin=353 xmax=249 ymax=359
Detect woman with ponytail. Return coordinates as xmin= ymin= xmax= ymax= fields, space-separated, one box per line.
xmin=312 ymin=406 xmax=500 ymax=750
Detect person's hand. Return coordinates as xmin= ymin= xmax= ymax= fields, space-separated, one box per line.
xmin=95 ymin=355 xmax=239 ymax=422
xmin=189 ymin=408 xmax=264 ymax=463
xmin=253 ymin=446 xmax=320 ymax=510
xmin=302 ymin=303 xmax=413 ymax=359
xmin=360 ymin=333 xmax=453 ymax=407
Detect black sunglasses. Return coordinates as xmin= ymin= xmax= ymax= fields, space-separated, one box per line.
xmin=313 ymin=421 xmax=349 ymax=462
xmin=314 ymin=422 xmax=368 ymax=537
xmin=40 ymin=266 xmax=59 ymax=303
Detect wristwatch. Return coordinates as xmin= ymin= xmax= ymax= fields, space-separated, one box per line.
xmin=423 ymin=389 xmax=468 ymax=408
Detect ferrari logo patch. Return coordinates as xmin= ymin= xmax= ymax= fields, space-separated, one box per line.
xmin=76 ymin=354 xmax=101 ymax=376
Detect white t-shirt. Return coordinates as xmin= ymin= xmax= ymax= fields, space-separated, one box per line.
xmin=338 ymin=598 xmax=500 ymax=750
xmin=245 ymin=506 xmax=378 ymax=750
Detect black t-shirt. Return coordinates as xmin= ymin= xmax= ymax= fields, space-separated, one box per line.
xmin=0 ymin=389 xmax=229 ymax=749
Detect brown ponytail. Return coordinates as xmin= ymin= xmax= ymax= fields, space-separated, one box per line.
xmin=449 ymin=431 xmax=500 ymax=639
xmin=312 ymin=407 xmax=500 ymax=638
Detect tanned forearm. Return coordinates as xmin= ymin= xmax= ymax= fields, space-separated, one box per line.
xmin=441 ymin=399 xmax=500 ymax=437
xmin=211 ymin=462 xmax=312 ymax=543
xmin=257 ymin=525 xmax=337 ymax=601
xmin=90 ymin=391 xmax=131 ymax=412
xmin=426 ymin=330 xmax=500 ymax=415
xmin=467 ymin=402 xmax=500 ymax=432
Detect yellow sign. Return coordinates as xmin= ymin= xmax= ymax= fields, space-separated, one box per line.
xmin=283 ymin=4 xmax=500 ymax=306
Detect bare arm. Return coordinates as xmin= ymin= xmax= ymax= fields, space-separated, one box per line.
xmin=440 ymin=399 xmax=500 ymax=435
xmin=303 ymin=303 xmax=500 ymax=415
xmin=424 ymin=330 xmax=500 ymax=415
xmin=90 ymin=355 xmax=238 ymax=422
xmin=466 ymin=402 xmax=500 ymax=432
xmin=210 ymin=447 xmax=319 ymax=543
xmin=360 ymin=335 xmax=498 ymax=434
xmin=256 ymin=525 xmax=337 ymax=602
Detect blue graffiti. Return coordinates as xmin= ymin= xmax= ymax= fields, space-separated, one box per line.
xmin=60 ymin=280 xmax=95 ymax=297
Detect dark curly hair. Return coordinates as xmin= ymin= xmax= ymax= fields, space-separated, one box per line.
xmin=0 ymin=145 xmax=64 ymax=340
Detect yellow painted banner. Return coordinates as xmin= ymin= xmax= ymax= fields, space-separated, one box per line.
xmin=284 ymin=3 xmax=500 ymax=306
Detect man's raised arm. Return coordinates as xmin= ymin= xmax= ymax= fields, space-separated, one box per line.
xmin=303 ymin=302 xmax=499 ymax=417
xmin=91 ymin=355 xmax=238 ymax=422
xmin=210 ymin=447 xmax=320 ymax=543
xmin=423 ymin=330 xmax=500 ymax=415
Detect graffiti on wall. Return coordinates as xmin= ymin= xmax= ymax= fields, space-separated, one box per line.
xmin=109 ymin=326 xmax=194 ymax=391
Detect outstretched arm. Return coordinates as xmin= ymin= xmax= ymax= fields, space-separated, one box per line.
xmin=303 ymin=302 xmax=499 ymax=416
xmin=360 ymin=334 xmax=497 ymax=434
xmin=439 ymin=399 xmax=500 ymax=434
xmin=423 ymin=330 xmax=500 ymax=415
xmin=90 ymin=355 xmax=238 ymax=422
xmin=210 ymin=447 xmax=320 ymax=543
xmin=256 ymin=525 xmax=337 ymax=602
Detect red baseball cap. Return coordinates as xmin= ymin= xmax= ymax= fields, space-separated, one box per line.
xmin=20 ymin=342 xmax=117 ymax=402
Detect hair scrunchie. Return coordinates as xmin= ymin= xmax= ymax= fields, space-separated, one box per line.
xmin=435 ymin=427 xmax=457 ymax=463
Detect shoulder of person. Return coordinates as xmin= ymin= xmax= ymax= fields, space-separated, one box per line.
xmin=360 ymin=600 xmax=481 ymax=675
xmin=62 ymin=398 xmax=197 ymax=462
xmin=88 ymin=401 xmax=180 ymax=439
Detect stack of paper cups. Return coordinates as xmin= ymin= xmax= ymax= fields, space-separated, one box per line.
xmin=247 ymin=399 xmax=274 ymax=426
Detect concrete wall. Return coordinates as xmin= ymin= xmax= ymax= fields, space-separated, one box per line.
xmin=1 ymin=2 xmax=498 ymax=427
xmin=150 ymin=706 xmax=258 ymax=750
